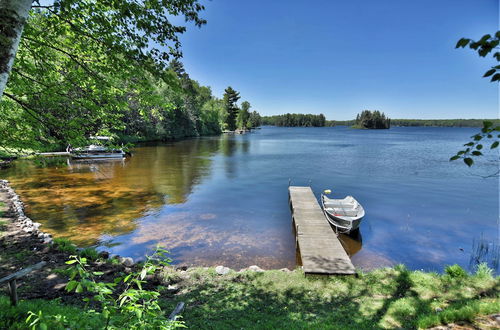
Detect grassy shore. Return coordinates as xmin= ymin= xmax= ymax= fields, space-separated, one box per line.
xmin=0 ymin=263 xmax=498 ymax=329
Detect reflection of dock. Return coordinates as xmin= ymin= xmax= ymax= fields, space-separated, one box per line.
xmin=289 ymin=186 xmax=356 ymax=275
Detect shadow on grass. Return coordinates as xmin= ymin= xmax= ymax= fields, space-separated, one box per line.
xmin=160 ymin=268 xmax=498 ymax=330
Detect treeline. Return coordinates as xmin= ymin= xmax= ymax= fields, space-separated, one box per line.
xmin=353 ymin=110 xmax=390 ymax=129
xmin=0 ymin=8 xmax=260 ymax=154
xmin=261 ymin=113 xmax=326 ymax=127
xmin=390 ymin=119 xmax=500 ymax=127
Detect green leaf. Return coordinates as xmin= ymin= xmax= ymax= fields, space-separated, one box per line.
xmin=450 ymin=155 xmax=460 ymax=161
xmin=470 ymin=42 xmax=480 ymax=50
xmin=491 ymin=141 xmax=499 ymax=149
xmin=140 ymin=268 xmax=147 ymax=280
xmin=456 ymin=38 xmax=470 ymax=48
xmin=464 ymin=142 xmax=475 ymax=146
xmin=40 ymin=323 xmax=48 ymax=330
xmin=66 ymin=280 xmax=78 ymax=292
xmin=476 ymin=144 xmax=483 ymax=150
xmin=471 ymin=151 xmax=482 ymax=156
xmin=135 ymin=309 xmax=143 ymax=319
xmin=483 ymin=68 xmax=496 ymax=77
xmin=66 ymin=260 xmax=77 ymax=264
xmin=479 ymin=34 xmax=491 ymax=43
xmin=75 ymin=283 xmax=84 ymax=293
xmin=491 ymin=73 xmax=500 ymax=82
xmin=464 ymin=158 xmax=474 ymax=167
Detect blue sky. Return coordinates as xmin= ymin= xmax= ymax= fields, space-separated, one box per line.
xmin=177 ymin=0 xmax=499 ymax=120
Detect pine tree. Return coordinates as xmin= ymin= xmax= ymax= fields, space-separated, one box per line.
xmin=223 ymin=86 xmax=240 ymax=131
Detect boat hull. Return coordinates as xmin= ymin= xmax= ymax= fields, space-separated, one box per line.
xmin=71 ymin=152 xmax=125 ymax=159
xmin=321 ymin=194 xmax=365 ymax=233
xmin=324 ymin=212 xmax=363 ymax=232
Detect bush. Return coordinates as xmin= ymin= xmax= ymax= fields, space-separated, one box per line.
xmin=445 ymin=264 xmax=468 ymax=278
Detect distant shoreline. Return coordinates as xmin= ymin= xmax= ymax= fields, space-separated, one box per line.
xmin=327 ymin=119 xmax=499 ymax=128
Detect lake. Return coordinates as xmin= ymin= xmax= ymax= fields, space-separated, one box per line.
xmin=3 ymin=126 xmax=499 ymax=272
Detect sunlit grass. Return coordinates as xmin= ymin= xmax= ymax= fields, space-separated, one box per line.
xmin=159 ymin=264 xmax=498 ymax=329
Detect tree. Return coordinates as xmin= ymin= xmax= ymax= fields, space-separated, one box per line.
xmin=0 ymin=1 xmax=207 ymax=150
xmin=0 ymin=0 xmax=206 ymax=99
xmin=223 ymin=86 xmax=240 ymax=131
xmin=451 ymin=32 xmax=500 ymax=168
xmin=247 ymin=111 xmax=261 ymax=128
xmin=354 ymin=110 xmax=390 ymax=129
xmin=0 ymin=0 xmax=33 ymax=97
xmin=237 ymin=101 xmax=251 ymax=129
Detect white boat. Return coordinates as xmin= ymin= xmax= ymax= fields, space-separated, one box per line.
xmin=70 ymin=144 xmax=125 ymax=159
xmin=321 ymin=190 xmax=365 ymax=233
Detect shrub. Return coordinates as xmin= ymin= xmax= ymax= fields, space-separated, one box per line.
xmin=445 ymin=264 xmax=468 ymax=278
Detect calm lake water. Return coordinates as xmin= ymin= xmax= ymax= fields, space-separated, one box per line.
xmin=3 ymin=126 xmax=499 ymax=272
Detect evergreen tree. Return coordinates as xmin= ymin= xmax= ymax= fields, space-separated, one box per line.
xmin=223 ymin=86 xmax=240 ymax=131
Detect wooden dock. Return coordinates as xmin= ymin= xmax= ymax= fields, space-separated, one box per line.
xmin=289 ymin=186 xmax=356 ymax=275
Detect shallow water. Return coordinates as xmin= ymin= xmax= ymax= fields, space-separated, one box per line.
xmin=3 ymin=126 xmax=499 ymax=272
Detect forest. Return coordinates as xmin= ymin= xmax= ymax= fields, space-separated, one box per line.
xmin=261 ymin=113 xmax=326 ymax=127
xmin=0 ymin=4 xmax=259 ymax=156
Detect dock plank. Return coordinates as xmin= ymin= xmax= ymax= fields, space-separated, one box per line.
xmin=289 ymin=186 xmax=355 ymax=275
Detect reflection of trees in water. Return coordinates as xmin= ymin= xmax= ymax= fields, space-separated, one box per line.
xmin=3 ymin=136 xmax=254 ymax=247
xmin=2 ymin=138 xmax=223 ymax=245
xmin=128 ymin=138 xmax=221 ymax=204
xmin=219 ymin=135 xmax=250 ymax=179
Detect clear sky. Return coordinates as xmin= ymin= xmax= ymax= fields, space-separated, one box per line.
xmin=176 ymin=0 xmax=499 ymax=120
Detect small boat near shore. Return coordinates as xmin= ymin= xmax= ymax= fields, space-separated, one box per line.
xmin=70 ymin=145 xmax=125 ymax=159
xmin=321 ymin=189 xmax=365 ymax=233
xmin=69 ymin=136 xmax=126 ymax=160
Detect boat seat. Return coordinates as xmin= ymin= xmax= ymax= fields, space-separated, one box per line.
xmin=327 ymin=208 xmax=358 ymax=217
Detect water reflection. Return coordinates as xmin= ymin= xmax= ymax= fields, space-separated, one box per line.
xmin=339 ymin=229 xmax=363 ymax=257
xmin=3 ymin=138 xmax=222 ymax=245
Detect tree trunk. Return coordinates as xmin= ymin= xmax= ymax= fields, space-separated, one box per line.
xmin=0 ymin=0 xmax=33 ymax=99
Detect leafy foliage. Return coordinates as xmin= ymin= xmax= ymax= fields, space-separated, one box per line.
xmin=456 ymin=31 xmax=500 ymax=82
xmin=450 ymin=121 xmax=499 ymax=167
xmin=62 ymin=247 xmax=184 ymax=329
xmin=1 ymin=2 xmax=260 ymax=154
xmin=452 ymin=32 xmax=500 ymax=168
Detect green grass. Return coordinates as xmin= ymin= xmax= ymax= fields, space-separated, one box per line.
xmin=53 ymin=238 xmax=78 ymax=255
xmin=0 ymin=263 xmax=497 ymax=329
xmin=0 ymin=296 xmax=105 ymax=329
xmin=158 ymin=264 xmax=498 ymax=329
xmin=78 ymin=247 xmax=99 ymax=260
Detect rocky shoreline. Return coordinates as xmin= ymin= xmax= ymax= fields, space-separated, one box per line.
xmin=1 ymin=180 xmax=53 ymax=245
